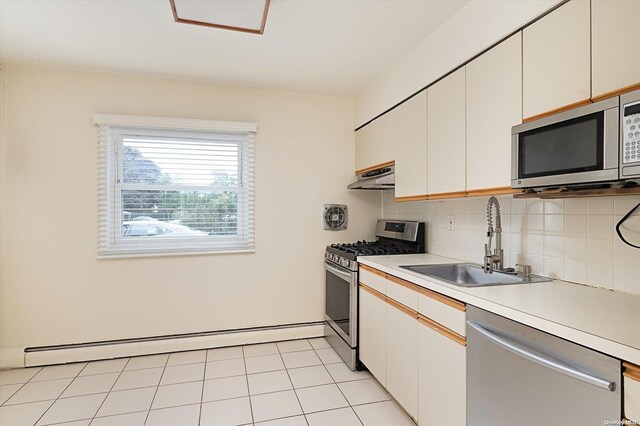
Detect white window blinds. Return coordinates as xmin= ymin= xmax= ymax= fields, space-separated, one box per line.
xmin=95 ymin=115 xmax=256 ymax=257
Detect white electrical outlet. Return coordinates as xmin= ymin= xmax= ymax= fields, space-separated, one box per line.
xmin=448 ymin=215 xmax=455 ymax=231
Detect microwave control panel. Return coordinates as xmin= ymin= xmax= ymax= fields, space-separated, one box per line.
xmin=623 ymin=101 xmax=640 ymax=164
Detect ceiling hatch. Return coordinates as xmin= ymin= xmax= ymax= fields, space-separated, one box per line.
xmin=170 ymin=0 xmax=271 ymax=35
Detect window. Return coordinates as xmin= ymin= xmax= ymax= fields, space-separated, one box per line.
xmin=94 ymin=114 xmax=256 ymax=257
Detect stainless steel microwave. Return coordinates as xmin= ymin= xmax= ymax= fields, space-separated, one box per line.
xmin=511 ymin=89 xmax=640 ymax=189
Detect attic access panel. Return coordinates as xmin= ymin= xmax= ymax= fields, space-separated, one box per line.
xmin=170 ymin=0 xmax=270 ymax=35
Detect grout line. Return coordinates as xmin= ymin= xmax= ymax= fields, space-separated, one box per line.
xmin=278 ymin=340 xmax=309 ymax=426
xmin=88 ymin=357 xmax=132 ymax=425
xmin=241 ymin=346 xmax=255 ymax=425
xmin=32 ymin=363 xmax=90 ymax=425
xmin=198 ymin=348 xmax=208 ymax=425
xmin=142 ymin=355 xmax=170 ymax=425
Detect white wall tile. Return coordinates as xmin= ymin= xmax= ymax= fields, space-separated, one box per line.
xmin=588 ymin=197 xmax=614 ymax=215
xmin=382 ymin=195 xmax=640 ymax=295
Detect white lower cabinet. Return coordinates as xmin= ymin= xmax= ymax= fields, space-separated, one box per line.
xmin=359 ymin=285 xmax=387 ymax=386
xmin=418 ymin=317 xmax=466 ymax=426
xmin=624 ymin=363 xmax=640 ymax=423
xmin=386 ymin=300 xmax=418 ymax=420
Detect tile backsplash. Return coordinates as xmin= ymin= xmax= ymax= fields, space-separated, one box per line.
xmin=382 ymin=192 xmax=640 ymax=295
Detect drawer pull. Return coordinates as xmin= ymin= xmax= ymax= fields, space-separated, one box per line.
xmin=418 ymin=314 xmax=466 ymax=347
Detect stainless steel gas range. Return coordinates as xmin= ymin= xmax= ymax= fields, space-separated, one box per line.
xmin=324 ymin=219 xmax=425 ymax=370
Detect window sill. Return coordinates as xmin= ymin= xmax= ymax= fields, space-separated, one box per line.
xmin=97 ymin=248 xmax=255 ymax=260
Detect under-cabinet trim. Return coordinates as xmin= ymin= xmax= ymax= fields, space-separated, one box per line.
xmin=427 ymin=191 xmax=468 ymax=200
xmin=355 ymin=160 xmax=395 ymax=176
xmin=591 ymin=82 xmax=640 ymax=103
xmin=522 ymin=98 xmax=592 ymax=123
xmin=418 ymin=314 xmax=466 ymax=346
xmin=360 ymin=264 xmax=388 ymax=278
xmin=418 ymin=287 xmax=466 ymax=312
xmin=395 ymin=194 xmax=429 ymax=202
xmin=624 ymin=362 xmax=640 ymax=382
xmin=386 ymin=274 xmax=420 ymax=292
xmin=466 ymin=187 xmax=522 ymax=197
xmin=359 ymin=283 xmax=386 ymax=302
xmin=386 ymin=297 xmax=418 ymax=319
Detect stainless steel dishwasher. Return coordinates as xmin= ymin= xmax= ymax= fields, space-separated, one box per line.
xmin=467 ymin=306 xmax=621 ymax=425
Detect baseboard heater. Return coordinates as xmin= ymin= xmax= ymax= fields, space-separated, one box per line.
xmin=19 ymin=320 xmax=325 ymax=368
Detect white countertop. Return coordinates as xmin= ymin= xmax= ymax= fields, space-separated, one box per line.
xmin=358 ymin=254 xmax=640 ymax=365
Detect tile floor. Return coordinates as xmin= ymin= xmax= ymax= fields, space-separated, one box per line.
xmin=0 ymin=338 xmax=416 ymax=426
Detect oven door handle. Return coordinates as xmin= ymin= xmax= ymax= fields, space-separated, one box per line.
xmin=324 ymin=261 xmax=353 ymax=282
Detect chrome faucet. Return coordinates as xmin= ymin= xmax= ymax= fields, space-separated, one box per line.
xmin=484 ymin=196 xmax=503 ymax=274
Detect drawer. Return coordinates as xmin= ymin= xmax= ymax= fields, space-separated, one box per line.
xmin=625 ymin=363 xmax=640 ymax=423
xmin=359 ymin=264 xmax=386 ymax=294
xmin=418 ymin=288 xmax=466 ymax=337
xmin=386 ymin=274 xmax=418 ymax=311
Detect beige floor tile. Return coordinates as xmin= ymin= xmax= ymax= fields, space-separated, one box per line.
xmin=0 ymin=367 xmax=42 ymax=386
xmin=306 ymin=407 xmax=363 ymax=426
xmin=353 ymin=400 xmax=415 ymax=426
xmin=338 ymin=379 xmax=391 ymax=406
xmin=160 ymin=363 xmax=205 ymax=385
xmin=0 ymin=384 xmax=22 ymax=405
xmin=315 ymin=348 xmax=343 ymax=365
xmin=247 ymin=370 xmax=292 ymax=395
xmin=146 ymin=403 xmax=200 ymax=426
xmin=200 ymin=396 xmax=253 ymax=426
xmin=90 ymin=411 xmax=147 ymax=426
xmin=276 ymin=340 xmax=312 ymax=353
xmin=203 ymin=376 xmax=249 ymax=402
xmin=79 ymin=359 xmax=128 ymax=376
xmin=0 ymin=400 xmax=54 ymax=426
xmin=325 ymin=363 xmax=371 ymax=383
xmin=281 ymin=351 xmax=321 ymax=369
xmin=61 ymin=372 xmax=119 ymax=398
xmin=295 ymin=383 xmax=348 ymax=414
xmin=206 ymin=346 xmax=244 ymax=362
xmin=32 ymin=363 xmax=87 ymax=382
xmin=151 ymin=381 xmax=203 ymax=409
xmin=245 ymin=354 xmax=285 ymax=374
xmin=255 ymin=416 xmax=307 ymax=425
xmin=308 ymin=338 xmax=332 ymax=350
xmin=167 ymin=350 xmax=206 ymax=366
xmin=250 ymin=390 xmax=302 ymax=423
xmin=124 ymin=354 xmax=168 ymax=371
xmin=112 ymin=367 xmax=163 ymax=391
xmin=243 ymin=343 xmax=278 ymax=358
xmin=5 ymin=378 xmax=73 ymax=405
xmin=287 ymin=365 xmax=333 ymax=389
xmin=36 ymin=393 xmax=106 ymax=425
xmin=205 ymin=358 xmax=246 ymax=380
xmin=96 ymin=387 xmax=156 ymax=417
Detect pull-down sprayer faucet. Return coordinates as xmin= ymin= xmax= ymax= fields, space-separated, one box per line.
xmin=484 ymin=196 xmax=503 ymax=273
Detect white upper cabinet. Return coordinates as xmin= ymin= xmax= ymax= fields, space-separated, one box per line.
xmin=523 ymin=0 xmax=591 ymax=119
xmin=392 ymin=90 xmax=428 ymax=199
xmin=466 ymin=33 xmax=522 ymax=191
xmin=592 ymin=0 xmax=640 ymax=99
xmin=370 ymin=111 xmax=394 ymax=169
xmin=427 ymin=68 xmax=466 ymax=195
xmin=354 ymin=111 xmax=394 ymax=173
xmin=355 ymin=124 xmax=373 ymax=173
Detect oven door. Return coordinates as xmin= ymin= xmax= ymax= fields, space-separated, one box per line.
xmin=511 ymin=97 xmax=619 ymax=189
xmin=324 ymin=261 xmax=357 ymax=348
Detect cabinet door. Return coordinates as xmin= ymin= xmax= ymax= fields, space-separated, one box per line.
xmin=427 ymin=68 xmax=466 ymax=195
xmin=386 ymin=300 xmax=418 ymax=420
xmin=370 ymin=112 xmax=394 ymax=168
xmin=392 ymin=91 xmax=428 ymax=199
xmin=418 ymin=318 xmax=466 ymax=426
xmin=592 ymin=0 xmax=640 ymax=100
xmin=624 ymin=363 xmax=640 ymax=423
xmin=359 ymin=286 xmax=387 ymax=386
xmin=466 ymin=33 xmax=522 ymax=191
xmin=355 ymin=125 xmax=373 ymax=173
xmin=523 ymin=0 xmax=590 ymax=119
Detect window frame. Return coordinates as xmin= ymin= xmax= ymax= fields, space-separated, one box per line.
xmin=94 ymin=114 xmax=256 ymax=258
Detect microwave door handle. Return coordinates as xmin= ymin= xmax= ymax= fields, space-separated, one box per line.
xmin=325 ymin=262 xmax=353 ymax=282
xmin=467 ymin=321 xmax=616 ymax=392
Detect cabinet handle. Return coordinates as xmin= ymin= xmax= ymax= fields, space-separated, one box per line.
xmin=467 ymin=321 xmax=616 ymax=392
xmin=418 ymin=314 xmax=466 ymax=346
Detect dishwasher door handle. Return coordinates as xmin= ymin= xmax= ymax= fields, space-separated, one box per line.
xmin=467 ymin=321 xmax=616 ymax=392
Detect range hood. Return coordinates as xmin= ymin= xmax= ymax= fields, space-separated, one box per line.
xmin=348 ymin=165 xmax=395 ymax=190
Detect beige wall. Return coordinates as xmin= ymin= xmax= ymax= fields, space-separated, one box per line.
xmin=355 ymin=0 xmax=561 ymax=127
xmin=1 ymin=66 xmax=380 ymax=354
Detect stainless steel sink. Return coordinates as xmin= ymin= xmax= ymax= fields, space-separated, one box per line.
xmin=400 ymin=263 xmax=550 ymax=287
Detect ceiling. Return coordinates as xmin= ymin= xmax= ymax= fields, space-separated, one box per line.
xmin=0 ymin=0 xmax=467 ymax=96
